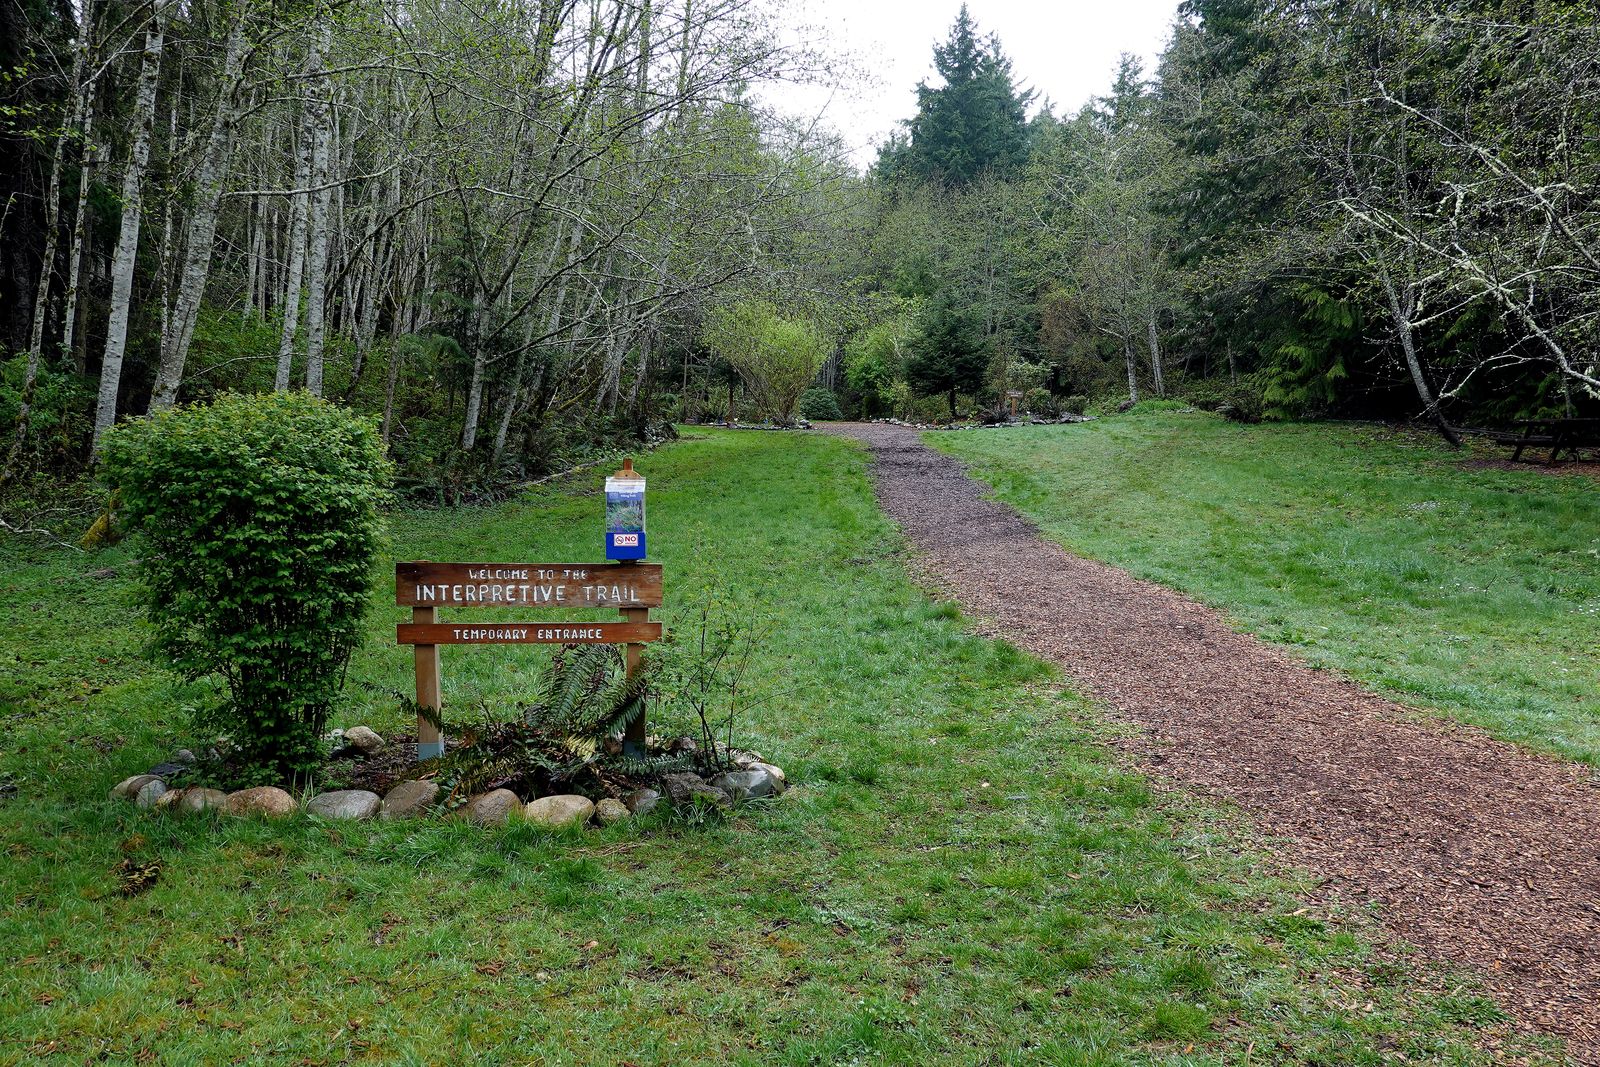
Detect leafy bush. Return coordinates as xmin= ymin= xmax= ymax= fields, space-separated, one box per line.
xmin=1023 ymin=387 xmax=1056 ymax=417
xmin=100 ymin=392 xmax=392 ymax=780
xmin=1181 ymin=378 xmax=1230 ymax=412
xmin=1259 ymin=285 xmax=1358 ymax=419
xmin=910 ymin=394 xmax=953 ymax=424
xmin=797 ymin=387 xmax=844 ymax=421
xmin=1220 ymin=380 xmax=1266 ymax=423
xmin=702 ymin=300 xmax=831 ymax=424
xmin=844 ymin=317 xmax=914 ymax=417
xmin=886 ymin=380 xmax=913 ymax=420
xmin=182 ymin=308 xmax=283 ymax=399
xmin=1 ymin=356 xmax=93 ymax=485
xmin=1003 ymin=360 xmax=1051 ymax=395
xmin=1059 ymin=394 xmax=1088 ymax=416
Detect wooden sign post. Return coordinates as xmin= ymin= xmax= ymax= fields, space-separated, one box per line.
xmin=394 ymin=561 xmax=664 ymax=760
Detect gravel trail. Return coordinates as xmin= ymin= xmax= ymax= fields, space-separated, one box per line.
xmin=823 ymin=420 xmax=1600 ymax=1060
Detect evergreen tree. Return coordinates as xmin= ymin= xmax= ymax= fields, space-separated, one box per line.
xmin=879 ymin=5 xmax=1035 ymax=186
xmin=906 ymin=295 xmax=991 ymax=416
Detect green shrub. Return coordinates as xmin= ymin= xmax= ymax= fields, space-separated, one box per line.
xmin=1180 ymin=378 xmax=1230 ymax=412
xmin=797 ymin=387 xmax=844 ymax=422
xmin=910 ymin=394 xmax=953 ymax=424
xmin=886 ymin=380 xmax=913 ymax=420
xmin=100 ymin=392 xmax=392 ymax=780
xmin=1059 ymin=394 xmax=1088 ymax=416
xmin=1 ymin=355 xmax=93 ymax=483
xmin=702 ymin=301 xmax=831 ymax=424
xmin=844 ymin=316 xmax=914 ymax=416
xmin=1219 ymin=380 xmax=1266 ymax=423
xmin=1023 ymin=387 xmax=1056 ymax=417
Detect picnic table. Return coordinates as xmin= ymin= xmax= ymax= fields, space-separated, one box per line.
xmin=1491 ymin=417 xmax=1600 ymax=465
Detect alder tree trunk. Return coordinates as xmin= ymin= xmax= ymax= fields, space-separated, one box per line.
xmin=301 ymin=41 xmax=335 ymax=397
xmin=92 ymin=5 xmax=166 ymax=458
xmin=25 ymin=134 xmax=64 ymax=360
xmin=341 ymin=127 xmax=397 ymax=402
xmin=626 ymin=332 xmax=651 ymax=409
xmin=459 ymin=279 xmax=490 ymax=450
xmin=1124 ymin=336 xmax=1139 ymax=404
xmin=60 ymin=1 xmax=97 ymax=371
xmin=62 ymin=127 xmax=94 ymax=375
xmin=1381 ymin=266 xmax=1460 ymax=446
xmin=493 ymin=219 xmax=581 ymax=465
xmin=1147 ymin=312 xmax=1165 ymax=398
xmin=150 ymin=18 xmax=250 ymax=410
xmin=274 ymin=106 xmax=314 ymax=390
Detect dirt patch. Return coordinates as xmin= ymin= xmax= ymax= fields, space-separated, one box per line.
xmin=823 ymin=421 xmax=1600 ymax=1061
xmin=1460 ymin=456 xmax=1600 ymax=481
xmin=321 ymin=734 xmax=444 ymax=796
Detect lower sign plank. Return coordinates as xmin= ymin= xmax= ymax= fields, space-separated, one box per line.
xmin=396 ymin=621 xmax=662 ymax=646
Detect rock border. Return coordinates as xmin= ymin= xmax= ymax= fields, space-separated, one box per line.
xmin=108 ymin=727 xmax=788 ymax=832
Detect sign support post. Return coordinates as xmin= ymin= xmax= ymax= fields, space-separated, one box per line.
xmin=412 ymin=600 xmax=444 ymax=760
xmin=606 ymin=458 xmax=650 ymax=757
xmin=622 ymin=602 xmax=649 ymax=757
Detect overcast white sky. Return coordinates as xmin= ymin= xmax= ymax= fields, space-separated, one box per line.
xmin=755 ymin=0 xmax=1185 ymax=169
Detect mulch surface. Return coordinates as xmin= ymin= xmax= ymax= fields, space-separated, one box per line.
xmin=823 ymin=421 xmax=1600 ymax=1060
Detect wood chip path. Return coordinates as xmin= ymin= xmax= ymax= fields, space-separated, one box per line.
xmin=823 ymin=421 xmax=1600 ymax=1060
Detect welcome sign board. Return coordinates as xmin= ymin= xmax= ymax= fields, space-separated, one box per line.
xmin=394 ymin=559 xmax=663 ymax=759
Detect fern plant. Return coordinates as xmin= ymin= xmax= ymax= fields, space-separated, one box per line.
xmin=417 ymin=644 xmax=695 ymax=805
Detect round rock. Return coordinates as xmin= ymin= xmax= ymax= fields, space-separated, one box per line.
xmin=708 ymin=768 xmax=779 ymax=801
xmin=524 ymin=795 xmax=595 ymax=829
xmin=342 ymin=726 xmax=385 ymax=756
xmin=307 ymin=789 xmax=382 ymax=820
xmin=177 ymin=788 xmax=229 ymax=814
xmin=457 ymin=788 xmax=520 ymax=826
xmin=224 ymin=786 xmax=298 ymax=818
xmin=749 ymin=762 xmax=787 ymax=791
xmin=380 ymin=780 xmax=440 ymax=819
xmin=661 ymin=772 xmax=730 ymax=809
xmin=134 ymin=779 xmax=170 ymax=809
xmin=623 ymin=787 xmax=661 ymax=816
xmin=110 ymin=774 xmax=162 ymax=801
xmin=594 ymin=798 xmax=629 ymax=825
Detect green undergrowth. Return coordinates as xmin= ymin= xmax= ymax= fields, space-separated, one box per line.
xmin=0 ymin=429 xmax=1558 ymax=1063
xmin=930 ymin=412 xmax=1600 ymax=765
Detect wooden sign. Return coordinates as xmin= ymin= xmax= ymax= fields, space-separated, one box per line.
xmin=394 ymin=557 xmax=662 ymax=761
xmin=395 ymin=561 xmax=662 ymax=609
xmin=397 ymin=621 xmax=662 ymax=645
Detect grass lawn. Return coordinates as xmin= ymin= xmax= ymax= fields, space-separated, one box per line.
xmin=0 ymin=429 xmax=1558 ymax=1064
xmin=929 ymin=412 xmax=1600 ymax=766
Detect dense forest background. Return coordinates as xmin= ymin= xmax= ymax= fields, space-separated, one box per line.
xmin=3 ymin=0 xmax=1596 ymax=506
